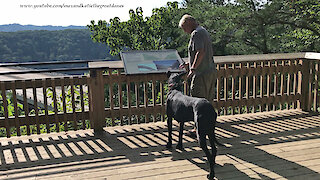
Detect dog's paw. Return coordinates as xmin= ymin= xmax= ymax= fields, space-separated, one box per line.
xmin=207 ymin=172 xmax=215 ymax=180
xmin=176 ymin=144 xmax=183 ymax=150
xmin=166 ymin=143 xmax=172 ymax=149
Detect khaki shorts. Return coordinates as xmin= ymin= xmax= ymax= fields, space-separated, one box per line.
xmin=190 ymin=70 xmax=217 ymax=102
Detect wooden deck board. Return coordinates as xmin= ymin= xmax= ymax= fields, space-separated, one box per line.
xmin=0 ymin=109 xmax=320 ymax=179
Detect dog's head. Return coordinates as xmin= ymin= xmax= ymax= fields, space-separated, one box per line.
xmin=167 ymin=71 xmax=187 ymax=91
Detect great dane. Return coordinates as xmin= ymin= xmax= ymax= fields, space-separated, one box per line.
xmin=166 ymin=72 xmax=222 ymax=179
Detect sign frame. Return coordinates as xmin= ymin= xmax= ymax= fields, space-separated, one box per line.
xmin=120 ymin=49 xmax=185 ymax=75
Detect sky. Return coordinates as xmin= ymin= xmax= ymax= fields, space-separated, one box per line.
xmin=0 ymin=0 xmax=182 ymax=26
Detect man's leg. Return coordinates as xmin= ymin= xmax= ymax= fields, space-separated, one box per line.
xmin=206 ymin=70 xmax=217 ymax=103
xmin=188 ymin=74 xmax=207 ymax=138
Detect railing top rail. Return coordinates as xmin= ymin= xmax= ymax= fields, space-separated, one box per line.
xmin=214 ymin=52 xmax=320 ymax=63
xmin=0 ymin=59 xmax=115 ymax=67
xmin=0 ymin=66 xmax=107 ymax=76
xmin=88 ymin=60 xmax=123 ymax=69
xmin=88 ymin=52 xmax=320 ymax=69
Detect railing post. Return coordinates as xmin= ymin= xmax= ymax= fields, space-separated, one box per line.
xmin=89 ymin=68 xmax=105 ymax=133
xmin=300 ymin=59 xmax=312 ymax=111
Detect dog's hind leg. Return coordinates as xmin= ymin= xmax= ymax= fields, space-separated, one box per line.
xmin=208 ymin=133 xmax=217 ymax=164
xmin=199 ymin=133 xmax=215 ymax=179
xmin=176 ymin=121 xmax=184 ymax=150
xmin=166 ymin=116 xmax=173 ymax=149
xmin=207 ymin=132 xmax=217 ymax=179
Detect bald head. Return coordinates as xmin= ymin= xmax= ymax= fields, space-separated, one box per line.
xmin=178 ymin=14 xmax=198 ymax=34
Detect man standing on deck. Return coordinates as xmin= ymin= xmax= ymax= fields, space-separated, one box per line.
xmin=179 ymin=14 xmax=217 ymax=137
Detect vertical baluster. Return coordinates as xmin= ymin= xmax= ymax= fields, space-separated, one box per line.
xmin=231 ymin=63 xmax=235 ymax=115
xmin=252 ymin=62 xmax=257 ymax=112
xmin=32 ymin=79 xmax=40 ymax=134
xmin=109 ymin=69 xmax=115 ymax=126
xmin=259 ymin=62 xmax=264 ymax=112
xmin=1 ymin=82 xmax=10 ymax=137
xmin=144 ymin=80 xmax=149 ymax=123
xmin=52 ymin=79 xmax=59 ymax=132
xmin=135 ymin=81 xmax=139 ymax=108
xmin=238 ymin=63 xmax=242 ymax=114
xmin=61 ymin=77 xmax=68 ymax=131
xmin=22 ymin=80 xmax=31 ymax=135
xmin=71 ymin=77 xmax=78 ymax=130
xmin=223 ymin=64 xmax=227 ymax=115
xmin=11 ymin=81 xmax=20 ymax=136
xmin=135 ymin=81 xmax=139 ymax=124
xmin=317 ymin=62 xmax=320 ymax=112
xmin=216 ymin=68 xmax=220 ymax=111
xmin=119 ymin=81 xmax=124 ymax=126
xmin=266 ymin=61 xmax=271 ymax=111
xmin=313 ymin=61 xmax=318 ymax=111
xmin=152 ymin=78 xmax=156 ymax=122
xmin=87 ymin=74 xmax=93 ymax=129
xmin=43 ymin=79 xmax=50 ymax=133
xmin=80 ymin=76 xmax=86 ymax=129
xmin=287 ymin=60 xmax=292 ymax=110
xmin=295 ymin=59 xmax=299 ymax=109
xmin=127 ymin=80 xmax=132 ymax=125
xmin=273 ymin=60 xmax=278 ymax=110
xmin=280 ymin=60 xmax=284 ymax=110
xmin=245 ymin=62 xmax=249 ymax=113
xmin=160 ymin=80 xmax=165 ymax=122
xmin=183 ymin=76 xmax=188 ymax=96
xmin=118 ymin=72 xmax=124 ymax=126
xmin=310 ymin=61 xmax=318 ymax=112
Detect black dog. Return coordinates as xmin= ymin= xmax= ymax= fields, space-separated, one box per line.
xmin=166 ymin=72 xmax=221 ymax=180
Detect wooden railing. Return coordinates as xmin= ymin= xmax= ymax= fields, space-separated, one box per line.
xmin=0 ymin=52 xmax=319 ymax=137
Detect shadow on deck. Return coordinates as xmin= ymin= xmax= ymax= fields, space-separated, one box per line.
xmin=0 ymin=109 xmax=320 ymax=180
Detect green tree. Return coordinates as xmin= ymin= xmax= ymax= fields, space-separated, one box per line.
xmin=185 ymin=0 xmax=320 ymax=54
xmin=88 ymin=0 xmax=319 ymax=57
xmin=270 ymin=0 xmax=320 ymax=52
xmin=87 ymin=2 xmax=186 ymax=57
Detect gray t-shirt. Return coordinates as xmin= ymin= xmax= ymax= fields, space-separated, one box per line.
xmin=188 ymin=26 xmax=215 ymax=75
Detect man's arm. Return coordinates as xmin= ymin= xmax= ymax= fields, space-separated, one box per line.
xmin=188 ymin=48 xmax=205 ymax=77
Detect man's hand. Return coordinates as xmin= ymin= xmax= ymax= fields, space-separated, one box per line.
xmin=187 ymin=69 xmax=195 ymax=79
xmin=179 ymin=62 xmax=189 ymax=71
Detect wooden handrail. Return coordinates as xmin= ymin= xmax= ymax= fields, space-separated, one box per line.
xmin=88 ymin=52 xmax=320 ymax=68
xmin=0 ymin=66 xmax=107 ymax=76
xmin=0 ymin=59 xmax=115 ymax=67
xmin=214 ymin=52 xmax=320 ymax=63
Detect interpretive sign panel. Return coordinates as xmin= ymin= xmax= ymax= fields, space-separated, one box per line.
xmin=120 ymin=49 xmax=184 ymax=74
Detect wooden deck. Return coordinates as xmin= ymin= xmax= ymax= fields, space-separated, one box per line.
xmin=0 ymin=109 xmax=320 ymax=180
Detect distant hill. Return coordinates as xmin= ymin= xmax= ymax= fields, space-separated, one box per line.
xmin=0 ymin=29 xmax=115 ymax=63
xmin=0 ymin=24 xmax=86 ymax=32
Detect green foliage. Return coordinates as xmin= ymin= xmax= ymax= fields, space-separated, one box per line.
xmin=88 ymin=2 xmax=186 ymax=57
xmin=278 ymin=0 xmax=320 ymax=51
xmin=0 ymin=29 xmax=113 ymax=63
xmin=184 ymin=0 xmax=320 ymax=54
xmin=88 ymin=0 xmax=319 ymax=56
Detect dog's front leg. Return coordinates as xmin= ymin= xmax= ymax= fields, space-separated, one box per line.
xmin=176 ymin=121 xmax=184 ymax=150
xmin=166 ymin=116 xmax=173 ymax=149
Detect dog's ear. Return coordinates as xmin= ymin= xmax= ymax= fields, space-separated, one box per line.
xmin=167 ymin=71 xmax=171 ymax=78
